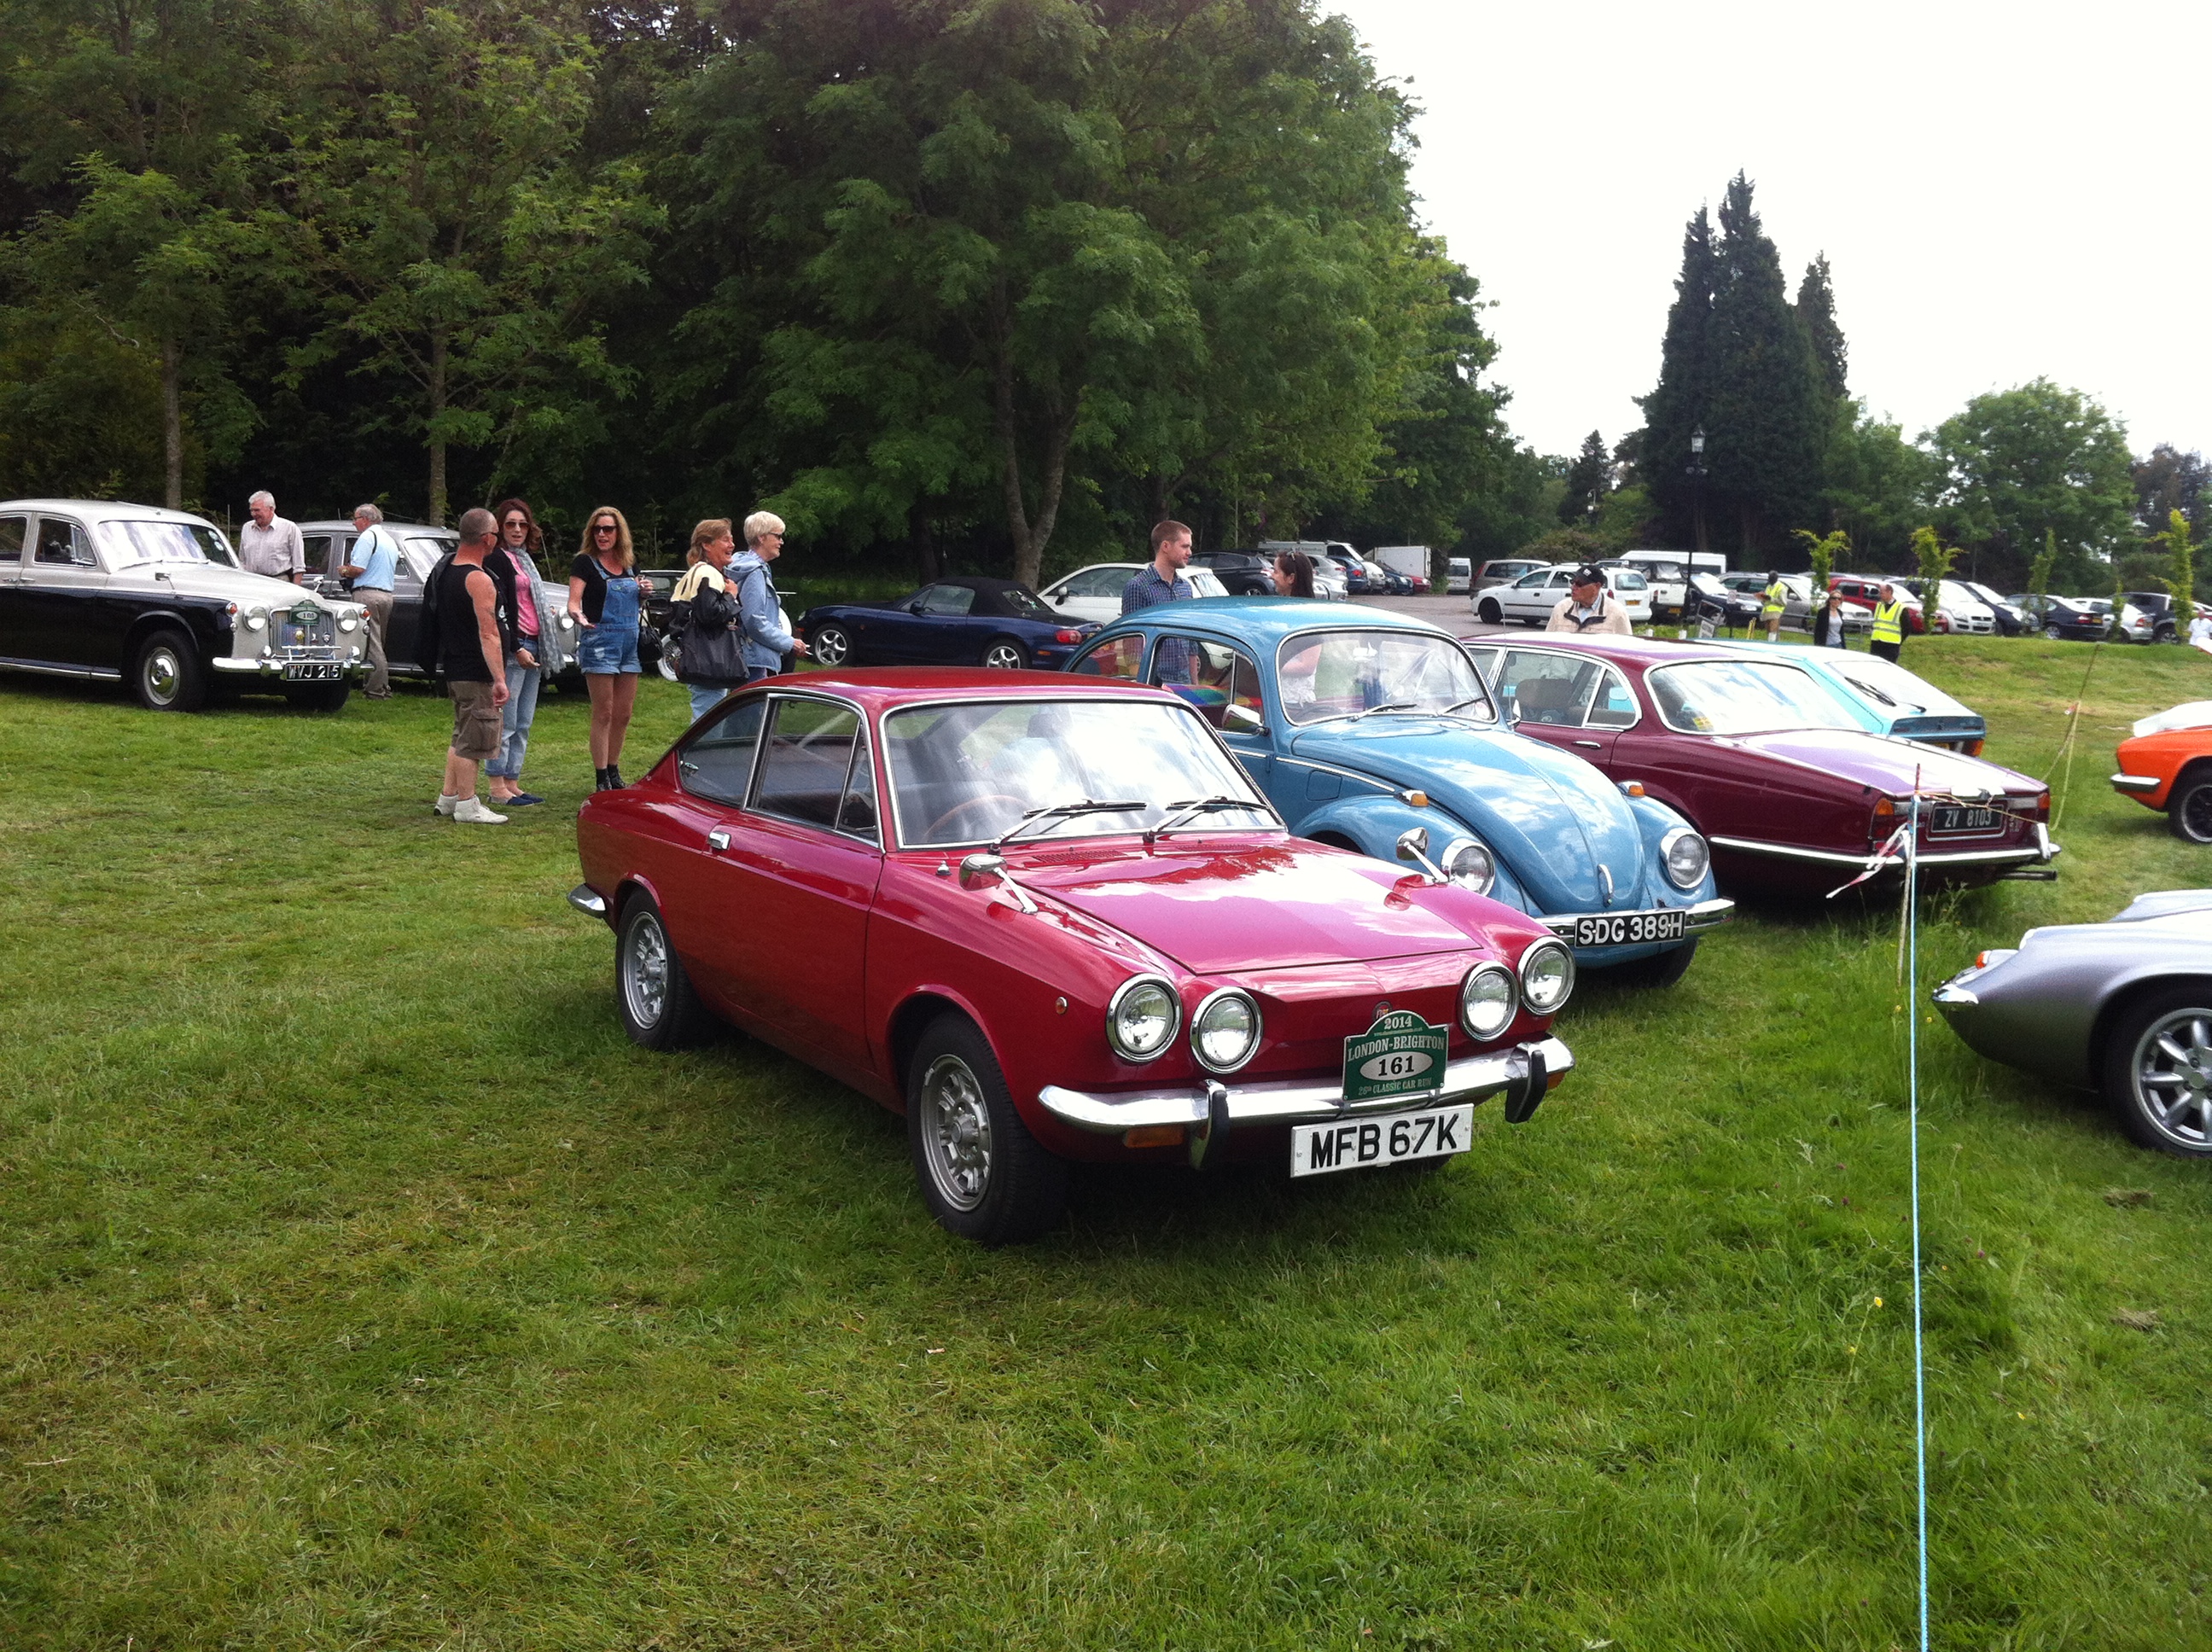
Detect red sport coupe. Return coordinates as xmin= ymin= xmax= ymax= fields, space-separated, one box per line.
xmin=1458 ymin=635 xmax=2059 ymax=896
xmin=568 ymin=670 xmax=1575 ymax=1244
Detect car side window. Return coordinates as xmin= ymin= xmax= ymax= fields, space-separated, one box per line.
xmin=1072 ymin=634 xmax=1144 ymax=679
xmin=678 ymin=696 xmax=765 ymax=806
xmin=1496 ymin=649 xmax=1598 ymax=726
xmin=33 ymin=519 xmax=94 ymax=567
xmin=1151 ymin=635 xmax=1262 ymax=727
xmin=1462 ymin=645 xmax=1501 ymax=682
xmin=1513 ymin=570 xmax=1550 ymax=589
xmin=1587 ymin=665 xmax=1639 ymax=728
xmin=837 ymin=728 xmax=880 ymax=841
xmin=751 ymin=697 xmax=865 ymax=830
xmin=0 ymin=516 xmax=23 ymax=563
xmin=917 ymin=585 xmax=975 ymax=615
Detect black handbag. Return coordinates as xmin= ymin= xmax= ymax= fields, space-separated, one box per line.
xmin=675 ymin=584 xmax=747 ymax=683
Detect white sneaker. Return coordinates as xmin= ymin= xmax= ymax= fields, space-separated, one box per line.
xmin=434 ymin=794 xmax=458 ymax=817
xmin=452 ymin=796 xmax=508 ymax=824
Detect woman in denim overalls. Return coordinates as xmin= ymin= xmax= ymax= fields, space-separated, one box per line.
xmin=566 ymin=505 xmax=655 ymax=790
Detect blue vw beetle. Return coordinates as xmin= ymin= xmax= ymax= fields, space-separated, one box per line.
xmin=1068 ymin=601 xmax=1733 ymax=982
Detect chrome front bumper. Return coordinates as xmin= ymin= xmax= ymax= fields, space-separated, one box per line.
xmin=1037 ymin=1035 xmax=1572 ymax=1136
xmin=212 ymin=651 xmax=364 ymax=678
xmin=2110 ymin=773 xmax=2163 ymax=795
xmin=1540 ymin=897 xmax=1734 ymax=942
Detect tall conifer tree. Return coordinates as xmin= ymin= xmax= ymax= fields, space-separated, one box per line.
xmin=1638 ymin=206 xmax=1715 ymax=547
xmin=1794 ymin=254 xmax=1848 ymax=401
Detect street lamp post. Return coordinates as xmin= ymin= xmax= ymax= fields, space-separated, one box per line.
xmin=1686 ymin=426 xmax=1708 ymax=557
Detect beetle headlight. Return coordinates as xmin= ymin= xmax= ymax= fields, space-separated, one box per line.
xmin=1190 ymin=987 xmax=1260 ymax=1073
xmin=1660 ymin=827 xmax=1708 ymax=890
xmin=1519 ymin=939 xmax=1575 ymax=1015
xmin=1107 ymin=975 xmax=1181 ymax=1063
xmin=1459 ymin=962 xmax=1516 ymax=1040
xmin=1441 ymin=837 xmax=1496 ymax=894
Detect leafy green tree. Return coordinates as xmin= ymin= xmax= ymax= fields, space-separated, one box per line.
xmin=2132 ymin=444 xmax=2210 ymax=544
xmin=283 ymin=0 xmax=657 ymax=522
xmin=2029 ymin=528 xmax=2057 ymax=610
xmin=2157 ymin=508 xmax=2195 ymax=616
xmin=1793 ymin=253 xmax=1848 ymax=402
xmin=1911 ymin=524 xmax=1959 ymax=631
xmin=1821 ymin=404 xmax=1934 ymax=569
xmin=1794 ymin=527 xmax=1848 ymax=590
xmin=1926 ymin=378 xmax=2133 ymax=592
xmin=1559 ymin=430 xmax=1610 ymax=524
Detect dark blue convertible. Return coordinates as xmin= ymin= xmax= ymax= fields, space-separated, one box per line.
xmin=799 ymin=576 xmax=1097 ymax=671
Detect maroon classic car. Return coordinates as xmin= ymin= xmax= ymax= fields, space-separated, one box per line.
xmin=1459 ymin=636 xmax=2059 ymax=896
xmin=568 ymin=669 xmax=1575 ymax=1244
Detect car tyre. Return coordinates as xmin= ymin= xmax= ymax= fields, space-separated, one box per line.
xmin=2167 ymin=771 xmax=2212 ymax=844
xmin=812 ymin=623 xmax=853 ymax=667
xmin=981 ymin=638 xmax=1026 ymax=670
xmin=2101 ymin=984 xmax=2212 ymax=1157
xmin=906 ymin=1012 xmax=1068 ymax=1245
xmin=2045 ymin=625 xmax=2063 ymax=642
xmin=1606 ymin=939 xmax=1699 ymax=989
xmin=283 ymin=682 xmax=352 ymax=713
xmin=616 ymin=893 xmax=716 ymax=1050
xmin=131 ymin=627 xmax=208 ymax=713
xmin=1477 ymin=598 xmax=1501 ymax=625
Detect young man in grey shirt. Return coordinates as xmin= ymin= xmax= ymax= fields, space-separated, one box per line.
xmin=237 ymin=491 xmax=306 ymax=584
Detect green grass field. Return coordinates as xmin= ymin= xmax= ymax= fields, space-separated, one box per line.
xmin=3 ymin=637 xmax=2209 ymax=1649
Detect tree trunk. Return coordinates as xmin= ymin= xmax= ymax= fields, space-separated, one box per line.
xmin=427 ymin=326 xmax=449 ymax=526
xmin=160 ymin=337 xmax=183 ymax=509
xmin=990 ymin=297 xmax=1079 ymax=589
xmin=1150 ymin=473 xmax=1173 ymax=527
xmin=911 ymin=507 xmax=939 ymax=585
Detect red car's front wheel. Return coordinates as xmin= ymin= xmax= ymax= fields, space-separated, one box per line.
xmin=906 ymin=1013 xmax=1068 ymax=1245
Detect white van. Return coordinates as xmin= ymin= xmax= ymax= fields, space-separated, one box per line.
xmin=1615 ymin=549 xmax=1725 ymax=622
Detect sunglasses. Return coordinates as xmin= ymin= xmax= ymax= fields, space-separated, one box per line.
xmin=592 ymin=523 xmax=619 ymax=534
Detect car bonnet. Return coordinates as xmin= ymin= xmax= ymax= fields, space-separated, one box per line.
xmin=1289 ymin=718 xmax=1646 ymax=913
xmin=122 ymin=559 xmax=352 ymax=612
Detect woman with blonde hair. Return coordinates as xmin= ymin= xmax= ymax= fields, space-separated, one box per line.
xmin=670 ymin=518 xmax=749 ymax=720
xmin=566 ymin=505 xmax=655 ymax=790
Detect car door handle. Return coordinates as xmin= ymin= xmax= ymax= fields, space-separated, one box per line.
xmin=1575 ymin=739 xmax=1602 ymax=748
xmin=706 ymin=829 xmax=732 ymax=852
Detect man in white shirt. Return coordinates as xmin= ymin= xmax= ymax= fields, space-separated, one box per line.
xmin=236 ymin=491 xmax=306 ymax=584
xmin=1545 ymin=565 xmax=1633 ymax=635
xmin=2189 ymin=608 xmax=2212 ymax=656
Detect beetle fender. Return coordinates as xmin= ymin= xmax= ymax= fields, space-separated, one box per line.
xmin=1295 ymin=793 xmax=1445 ymax=864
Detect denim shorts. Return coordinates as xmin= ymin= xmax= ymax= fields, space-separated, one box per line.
xmin=576 ymin=624 xmax=641 ymax=675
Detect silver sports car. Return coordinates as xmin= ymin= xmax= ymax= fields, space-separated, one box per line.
xmin=1933 ymin=890 xmax=2212 ymax=1157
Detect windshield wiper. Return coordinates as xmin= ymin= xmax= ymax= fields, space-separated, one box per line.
xmin=1441 ymin=694 xmax=1493 ymax=717
xmin=989 ymin=798 xmax=1148 ymax=853
xmin=1309 ymin=700 xmax=1421 ymax=725
xmin=1144 ymin=795 xmax=1268 ymax=844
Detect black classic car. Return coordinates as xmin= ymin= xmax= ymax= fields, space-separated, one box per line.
xmin=0 ymin=498 xmax=370 ymax=711
xmin=799 ymin=576 xmax=1097 ymax=669
xmin=300 ymin=519 xmax=579 ymax=686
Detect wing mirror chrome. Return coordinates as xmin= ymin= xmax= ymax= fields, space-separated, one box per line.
xmin=959 ymin=852 xmax=1038 ymax=912
xmin=1394 ymin=826 xmax=1447 ymax=884
xmin=1221 ymin=702 xmax=1266 ymax=736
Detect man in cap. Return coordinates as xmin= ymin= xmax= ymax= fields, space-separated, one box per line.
xmin=1545 ymin=564 xmax=1633 ymax=635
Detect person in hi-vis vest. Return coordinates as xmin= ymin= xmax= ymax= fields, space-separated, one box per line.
xmin=1870 ymin=582 xmax=1907 ymax=664
xmin=1761 ymin=572 xmax=1788 ymax=640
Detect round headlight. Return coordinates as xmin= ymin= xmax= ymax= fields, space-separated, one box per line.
xmin=560 ymin=612 xmax=577 ymax=630
xmin=1459 ymin=962 xmax=1516 ymax=1040
xmin=339 ymin=614 xmax=359 ymax=632
xmin=1107 ymin=975 xmax=1181 ymax=1063
xmin=1519 ymin=939 xmax=1575 ymax=1015
xmin=246 ymin=608 xmax=267 ymax=631
xmin=1191 ymin=987 xmax=1260 ymax=1073
xmin=1660 ymin=826 xmax=1708 ymax=890
xmin=1441 ymin=837 xmax=1496 ymax=895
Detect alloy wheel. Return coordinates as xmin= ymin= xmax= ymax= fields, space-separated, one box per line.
xmin=2129 ymin=1009 xmax=2212 ymax=1150
xmin=621 ymin=911 xmax=670 ymax=1030
xmin=813 ymin=625 xmax=851 ymax=666
xmin=918 ymin=1053 xmax=992 ymax=1211
xmin=982 ymin=643 xmax=1024 ymax=670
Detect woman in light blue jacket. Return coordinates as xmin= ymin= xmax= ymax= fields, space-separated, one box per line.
xmin=730 ymin=510 xmax=809 ymax=680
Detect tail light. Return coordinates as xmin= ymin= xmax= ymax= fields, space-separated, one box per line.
xmin=1053 ymin=628 xmax=1082 ymax=643
xmin=2034 ymin=792 xmax=2049 ymax=821
xmin=1965 ymin=738 xmax=1985 ymax=757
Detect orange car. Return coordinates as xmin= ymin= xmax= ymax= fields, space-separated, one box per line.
xmin=2111 ymin=701 xmax=2212 ymax=841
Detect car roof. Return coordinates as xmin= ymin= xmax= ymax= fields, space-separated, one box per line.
xmin=1459 ymin=631 xmax=1792 ymax=670
xmin=296 ymin=518 xmax=453 ymax=534
xmin=1099 ymin=596 xmax=1451 ymax=644
xmin=0 ymin=497 xmax=224 ymax=527
xmin=754 ymin=667 xmax=1182 ymax=713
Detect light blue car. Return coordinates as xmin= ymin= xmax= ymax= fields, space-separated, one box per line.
xmin=1691 ymin=639 xmax=1988 ymax=753
xmin=1068 ymin=600 xmax=1732 ymax=983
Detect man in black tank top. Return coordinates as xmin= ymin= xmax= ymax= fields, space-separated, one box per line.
xmin=433 ymin=509 xmax=513 ymax=823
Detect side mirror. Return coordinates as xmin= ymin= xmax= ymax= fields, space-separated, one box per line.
xmin=1222 ymin=702 xmax=1266 ymax=736
xmin=958 ymin=852 xmax=1005 ymax=887
xmin=908 ymin=601 xmax=927 ymax=614
xmin=1394 ymin=827 xmax=1431 ymax=863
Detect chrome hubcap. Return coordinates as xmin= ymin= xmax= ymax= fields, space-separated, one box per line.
xmin=622 ymin=914 xmax=669 ymax=1027
xmin=2133 ymin=1009 xmax=2212 ymax=1149
xmin=920 ymin=1053 xmax=992 ymax=1211
xmin=145 ymin=649 xmax=180 ymax=703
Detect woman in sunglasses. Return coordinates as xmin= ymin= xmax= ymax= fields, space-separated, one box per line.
xmin=567 ymin=506 xmax=655 ymax=789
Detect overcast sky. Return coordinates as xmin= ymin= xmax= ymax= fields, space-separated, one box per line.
xmin=1334 ymin=0 xmax=2209 ymax=466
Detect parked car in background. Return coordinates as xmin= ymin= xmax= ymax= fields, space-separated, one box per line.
xmin=1615 ymin=550 xmax=1726 ymax=621
xmin=300 ymin=518 xmax=578 ymax=688
xmin=1683 ymin=572 xmax=1762 ymax=632
xmin=2020 ymin=594 xmax=2113 ymax=642
xmin=570 ymin=668 xmax=1578 ymax=1243
xmin=1891 ymin=577 xmax=1997 ymax=634
xmin=1936 ymin=891 xmax=2212 ymax=1157
xmin=1374 ymin=545 xmax=1435 ymax=590
xmin=2118 ymin=590 xmax=2182 ymax=644
xmin=1189 ymin=550 xmax=1275 ymax=596
xmin=1039 ymin=563 xmax=1228 ymax=625
xmin=1474 ymin=558 xmax=1544 ymax=593
xmin=1830 ymin=573 xmax=1929 ymax=635
xmin=1474 ymin=563 xmax=1652 ymax=628
xmin=1446 ymin=557 xmax=1472 ymax=595
xmin=1697 ymin=640 xmax=1988 ymax=753
xmin=1458 ymin=634 xmax=2058 ymax=898
xmin=1959 ymin=580 xmax=2031 ymax=636
xmin=802 ymin=576 xmax=1098 ymax=669
xmin=1068 ymin=601 xmax=1729 ymax=984
xmin=0 ymin=497 xmax=370 ymax=712
xmin=1765 ymin=573 xmax=1871 ymax=634
xmin=2110 ymin=701 xmax=2212 ymax=841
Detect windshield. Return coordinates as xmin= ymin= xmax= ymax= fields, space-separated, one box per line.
xmin=1648 ymin=660 xmax=1863 ymax=735
xmin=1275 ymin=630 xmax=1493 ymax=725
xmin=882 ymin=699 xmax=1276 ymax=848
xmin=1820 ymin=654 xmax=1969 ymax=716
xmin=1002 ymin=585 xmax=1055 ymax=619
xmin=101 ymin=520 xmax=228 ymax=567
xmin=1610 ymin=568 xmax=1648 ymax=590
xmin=400 ymin=534 xmax=455 ymax=579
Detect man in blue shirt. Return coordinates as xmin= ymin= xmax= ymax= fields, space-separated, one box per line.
xmin=340 ymin=503 xmax=401 ymax=699
xmin=1121 ymin=519 xmax=1195 ymax=614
